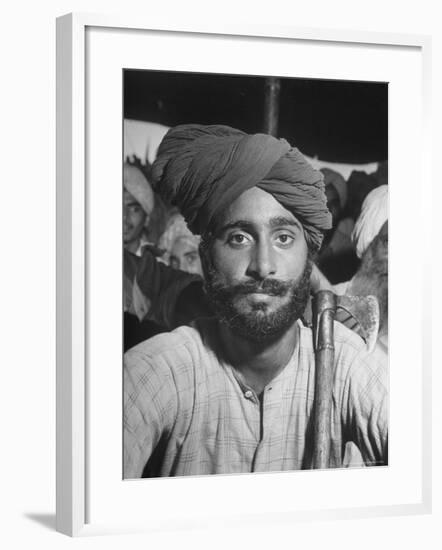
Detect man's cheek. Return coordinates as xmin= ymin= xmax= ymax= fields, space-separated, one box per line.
xmin=214 ymin=254 xmax=246 ymax=280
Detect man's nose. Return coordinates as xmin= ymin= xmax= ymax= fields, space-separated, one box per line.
xmin=246 ymin=240 xmax=277 ymax=279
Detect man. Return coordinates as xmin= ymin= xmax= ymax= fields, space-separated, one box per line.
xmin=318 ymin=168 xmax=358 ymax=283
xmin=351 ymin=185 xmax=388 ymax=262
xmin=123 ymin=162 xmax=156 ymax=255
xmin=124 ymin=124 xmax=388 ymax=478
xmin=123 ymin=162 xmax=187 ymax=349
xmin=336 ymin=186 xmax=389 ymax=361
xmin=158 ymin=213 xmax=204 ymax=276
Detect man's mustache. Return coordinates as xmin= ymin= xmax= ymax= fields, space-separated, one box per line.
xmin=211 ymin=278 xmax=292 ymax=297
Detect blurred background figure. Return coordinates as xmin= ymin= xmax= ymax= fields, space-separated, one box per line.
xmin=158 ymin=213 xmax=203 ymax=276
xmin=351 ymin=184 xmax=388 ymax=261
xmin=322 ymin=167 xmax=348 ymax=227
xmin=318 ymin=167 xmax=358 ymax=283
xmin=334 ymin=185 xmax=389 ymax=356
xmin=347 ymin=221 xmax=388 ymax=351
xmin=345 ymin=161 xmax=388 ymax=222
xmin=312 ymin=184 xmax=389 ymax=359
xmin=123 ymin=162 xmax=156 ymax=255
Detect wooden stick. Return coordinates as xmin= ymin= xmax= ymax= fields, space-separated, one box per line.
xmin=312 ymin=290 xmax=337 ymax=469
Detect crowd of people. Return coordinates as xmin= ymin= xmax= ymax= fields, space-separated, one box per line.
xmin=123 ymin=147 xmax=388 ymax=355
xmin=122 ymin=123 xmax=388 ymax=477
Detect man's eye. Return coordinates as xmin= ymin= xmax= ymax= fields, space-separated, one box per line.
xmin=275 ymin=233 xmax=294 ymax=246
xmin=228 ymin=233 xmax=250 ymax=246
xmin=186 ymin=254 xmax=197 ymax=264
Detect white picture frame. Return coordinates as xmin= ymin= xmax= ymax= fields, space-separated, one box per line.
xmin=56 ymin=12 xmax=432 ymax=537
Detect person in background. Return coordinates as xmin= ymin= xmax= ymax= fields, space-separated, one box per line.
xmin=123 ymin=162 xmax=156 ymax=256
xmin=318 ymin=168 xmax=358 ymax=283
xmin=123 ymin=161 xmax=179 ymax=349
xmin=350 ymin=184 xmax=388 ymax=263
xmin=345 ymin=161 xmax=388 ymax=222
xmin=124 ymin=247 xmax=210 ymax=351
xmin=335 ymin=185 xmax=388 ymax=354
xmin=346 ymin=221 xmax=388 ymax=353
xmin=158 ymin=213 xmax=203 ymax=276
xmin=322 ymin=167 xmax=347 ymax=229
xmin=314 ymin=184 xmax=388 ymax=357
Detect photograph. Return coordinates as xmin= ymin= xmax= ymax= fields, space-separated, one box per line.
xmin=122 ymin=69 xmax=389 ymax=479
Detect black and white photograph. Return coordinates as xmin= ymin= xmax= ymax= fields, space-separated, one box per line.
xmin=122 ymin=70 xmax=388 ymax=478
xmin=2 ymin=0 xmax=439 ymax=544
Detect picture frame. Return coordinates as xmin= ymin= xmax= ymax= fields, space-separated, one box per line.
xmin=56 ymin=12 xmax=432 ymax=537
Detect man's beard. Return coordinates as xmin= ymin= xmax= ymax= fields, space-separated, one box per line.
xmin=203 ymin=260 xmax=312 ymax=342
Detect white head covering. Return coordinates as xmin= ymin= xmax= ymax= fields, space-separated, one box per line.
xmin=123 ymin=163 xmax=155 ymax=218
xmin=158 ymin=213 xmax=200 ymax=260
xmin=352 ymin=185 xmax=388 ymax=259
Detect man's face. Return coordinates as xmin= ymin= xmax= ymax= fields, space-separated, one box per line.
xmin=169 ymin=235 xmax=203 ymax=276
xmin=203 ymin=187 xmax=311 ymax=341
xmin=123 ymin=190 xmax=147 ymax=244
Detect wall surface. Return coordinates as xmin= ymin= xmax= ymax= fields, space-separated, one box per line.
xmin=0 ymin=0 xmax=440 ymax=548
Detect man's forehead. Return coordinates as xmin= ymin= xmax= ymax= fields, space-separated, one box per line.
xmin=214 ymin=187 xmax=301 ymax=230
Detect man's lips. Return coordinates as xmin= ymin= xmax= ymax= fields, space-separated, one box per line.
xmin=238 ymin=289 xmax=286 ymax=297
xmin=238 ymin=291 xmax=284 ymax=303
xmin=210 ymin=278 xmax=292 ymax=300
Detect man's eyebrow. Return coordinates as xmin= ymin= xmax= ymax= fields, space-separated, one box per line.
xmin=217 ymin=217 xmax=302 ymax=234
xmin=217 ymin=220 xmax=255 ymax=233
xmin=268 ymin=216 xmax=302 ymax=230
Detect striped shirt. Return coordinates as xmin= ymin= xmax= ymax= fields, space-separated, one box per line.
xmin=124 ymin=318 xmax=388 ymax=478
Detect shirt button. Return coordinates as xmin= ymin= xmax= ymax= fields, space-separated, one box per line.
xmin=244 ymin=390 xmax=253 ymax=399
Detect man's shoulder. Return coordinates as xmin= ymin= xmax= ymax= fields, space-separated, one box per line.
xmin=124 ymin=317 xmax=217 ymax=368
xmin=334 ymin=321 xmax=387 ymax=385
xmin=298 ymin=320 xmax=386 ymax=398
xmin=333 ymin=319 xmax=370 ymax=354
xmin=298 ymin=319 xmax=368 ymax=354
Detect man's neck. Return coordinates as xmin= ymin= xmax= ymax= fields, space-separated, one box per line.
xmin=218 ymin=322 xmax=299 ymax=394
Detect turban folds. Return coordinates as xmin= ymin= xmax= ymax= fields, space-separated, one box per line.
xmin=151 ymin=124 xmax=332 ymax=250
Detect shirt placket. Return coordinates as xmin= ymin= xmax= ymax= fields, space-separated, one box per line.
xmin=227 ymin=359 xmax=294 ymax=472
xmin=251 ymin=380 xmax=283 ymax=471
xmin=228 ymin=368 xmax=262 ymax=444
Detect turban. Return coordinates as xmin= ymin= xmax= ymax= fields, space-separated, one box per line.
xmin=151 ymin=124 xmax=331 ymax=251
xmin=158 ymin=212 xmax=201 ymax=257
xmin=352 ymin=185 xmax=388 ymax=259
xmin=123 ymin=163 xmax=155 ymax=218
xmin=321 ymin=167 xmax=347 ymax=209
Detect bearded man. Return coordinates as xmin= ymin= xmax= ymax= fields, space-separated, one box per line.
xmin=123 ymin=124 xmax=388 ymax=478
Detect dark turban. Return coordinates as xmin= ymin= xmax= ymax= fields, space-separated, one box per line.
xmin=151 ymin=124 xmax=332 ymax=251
